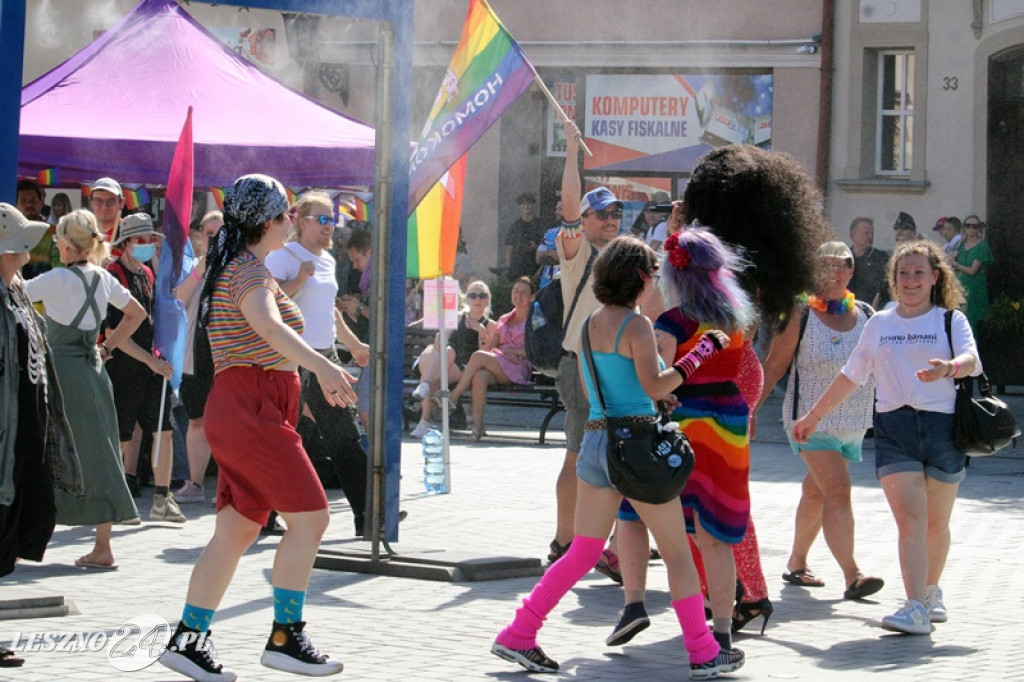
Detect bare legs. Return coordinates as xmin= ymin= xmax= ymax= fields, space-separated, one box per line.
xmin=76 ymin=523 xmax=116 ymax=567
xmin=447 ymin=351 xmax=512 ymax=435
xmin=879 ymin=472 xmax=959 ymax=602
xmin=415 ymin=346 xmax=461 ymax=423
xmin=122 ymin=428 xmax=174 ymax=488
xmin=185 ymin=418 xmax=211 ymax=486
xmin=185 ymin=505 xmax=330 ymax=609
xmin=788 ymin=450 xmax=866 ymax=587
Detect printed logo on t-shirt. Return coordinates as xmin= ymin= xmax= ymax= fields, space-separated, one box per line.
xmin=879 ymin=332 xmax=939 ymax=346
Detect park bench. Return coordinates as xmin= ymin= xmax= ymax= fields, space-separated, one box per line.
xmin=401 ymin=326 xmax=564 ymax=444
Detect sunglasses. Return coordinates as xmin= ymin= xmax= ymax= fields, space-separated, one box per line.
xmin=964 ymin=222 xmax=980 ymax=228
xmin=302 ymin=214 xmax=337 ymax=227
xmin=466 ymin=292 xmax=489 ymax=300
xmin=585 ymin=208 xmax=623 ymax=221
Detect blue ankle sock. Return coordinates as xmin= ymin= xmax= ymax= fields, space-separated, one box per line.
xmin=273 ymin=587 xmax=306 ymax=624
xmin=181 ymin=603 xmax=215 ymax=632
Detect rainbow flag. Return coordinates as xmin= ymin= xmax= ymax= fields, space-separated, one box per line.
xmin=37 ymin=168 xmax=59 ymax=186
xmin=286 ymin=187 xmax=298 ymax=204
xmin=210 ymin=187 xmax=227 ymax=210
xmin=122 ymin=185 xmax=151 ymax=209
xmin=354 ymin=194 xmax=372 ymax=222
xmin=408 ymin=154 xmax=466 ymax=279
xmin=408 ymin=0 xmax=536 ymax=211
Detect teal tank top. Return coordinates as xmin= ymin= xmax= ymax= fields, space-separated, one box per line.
xmin=582 ymin=313 xmax=658 ymax=420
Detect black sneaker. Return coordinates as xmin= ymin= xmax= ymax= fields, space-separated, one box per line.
xmin=606 ymin=602 xmax=650 ymax=646
xmin=158 ymin=622 xmax=235 ymax=682
xmin=125 ymin=474 xmax=142 ymax=498
xmin=490 ymin=641 xmax=559 ymax=673
xmin=260 ymin=621 xmax=343 ymax=676
xmin=689 ymin=645 xmax=745 ymax=680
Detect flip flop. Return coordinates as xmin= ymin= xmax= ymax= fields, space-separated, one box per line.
xmin=844 ymin=576 xmax=884 ymax=600
xmin=782 ymin=568 xmax=825 ymax=588
xmin=74 ymin=557 xmax=119 ymax=570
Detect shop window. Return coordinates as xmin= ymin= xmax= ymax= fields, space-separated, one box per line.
xmin=876 ymin=51 xmax=914 ymax=175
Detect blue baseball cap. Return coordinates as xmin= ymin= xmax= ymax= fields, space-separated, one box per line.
xmin=579 ymin=187 xmax=623 ymax=214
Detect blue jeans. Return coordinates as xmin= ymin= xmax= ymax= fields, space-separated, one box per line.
xmin=874 ymin=407 xmax=966 ymax=483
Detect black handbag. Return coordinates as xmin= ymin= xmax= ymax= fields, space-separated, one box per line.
xmin=944 ymin=310 xmax=1020 ymax=456
xmin=581 ymin=316 xmax=694 ymax=504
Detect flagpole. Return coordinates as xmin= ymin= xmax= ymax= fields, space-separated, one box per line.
xmin=531 ymin=73 xmax=593 ymax=157
xmin=152 ymin=376 xmax=169 ymax=471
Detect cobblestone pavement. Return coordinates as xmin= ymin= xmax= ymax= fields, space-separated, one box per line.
xmin=1 ymin=390 xmax=1022 ymax=681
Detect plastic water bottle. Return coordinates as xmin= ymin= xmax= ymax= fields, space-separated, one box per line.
xmin=422 ymin=428 xmax=447 ymax=494
xmin=531 ymin=301 xmax=546 ymax=330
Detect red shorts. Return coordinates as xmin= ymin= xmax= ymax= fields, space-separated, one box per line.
xmin=205 ymin=365 xmax=328 ymax=525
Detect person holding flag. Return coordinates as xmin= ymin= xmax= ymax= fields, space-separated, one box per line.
xmin=103 ymin=213 xmax=185 ymax=523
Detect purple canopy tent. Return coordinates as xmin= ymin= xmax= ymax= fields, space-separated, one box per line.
xmin=18 ymin=0 xmax=375 ymax=188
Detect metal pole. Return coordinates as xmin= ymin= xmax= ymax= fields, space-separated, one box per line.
xmin=437 ymin=280 xmax=451 ymax=493
xmin=0 ymin=0 xmax=27 ymax=201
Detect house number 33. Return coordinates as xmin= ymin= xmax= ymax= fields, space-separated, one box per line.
xmin=943 ymin=76 xmax=959 ymax=91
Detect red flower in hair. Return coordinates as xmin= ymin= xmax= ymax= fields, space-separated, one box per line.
xmin=665 ymin=232 xmax=691 ymax=269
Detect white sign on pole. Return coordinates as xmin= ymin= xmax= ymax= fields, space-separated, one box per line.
xmin=422 ymin=277 xmax=459 ymax=330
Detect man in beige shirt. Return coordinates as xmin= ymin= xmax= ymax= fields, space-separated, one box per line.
xmin=548 ymin=120 xmax=623 ymax=563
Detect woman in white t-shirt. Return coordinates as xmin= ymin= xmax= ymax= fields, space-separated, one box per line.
xmin=265 ymin=192 xmax=371 ymax=536
xmin=793 ymin=240 xmax=980 ymax=636
xmin=24 ymin=210 xmax=148 ymax=569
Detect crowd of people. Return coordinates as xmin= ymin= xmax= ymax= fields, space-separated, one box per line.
xmin=0 ymin=127 xmax=990 ymax=677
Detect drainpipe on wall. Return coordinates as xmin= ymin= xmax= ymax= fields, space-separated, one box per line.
xmin=815 ymin=0 xmax=835 ymax=198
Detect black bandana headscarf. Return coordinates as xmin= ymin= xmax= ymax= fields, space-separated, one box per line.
xmin=198 ymin=174 xmax=289 ymax=328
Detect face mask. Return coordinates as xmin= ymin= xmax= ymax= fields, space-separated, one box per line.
xmin=132 ymin=243 xmax=157 ymax=262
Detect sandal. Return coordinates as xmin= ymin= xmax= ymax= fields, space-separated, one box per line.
xmin=843 ymin=575 xmax=884 ymax=600
xmin=782 ymin=568 xmax=825 ymax=588
xmin=470 ymin=429 xmax=486 ymax=442
xmin=594 ymin=548 xmax=623 ymax=584
xmin=547 ymin=539 xmax=571 ymax=563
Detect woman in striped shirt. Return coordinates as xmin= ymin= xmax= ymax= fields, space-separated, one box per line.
xmin=159 ymin=175 xmax=354 ymax=682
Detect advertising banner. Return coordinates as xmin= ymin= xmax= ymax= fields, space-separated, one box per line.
xmin=583 ymin=73 xmax=773 ymax=173
xmin=546 ymin=80 xmax=577 ymax=157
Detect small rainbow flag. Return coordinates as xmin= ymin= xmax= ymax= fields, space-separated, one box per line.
xmin=336 ymin=200 xmax=355 ymax=220
xmin=37 ymin=168 xmax=59 ymax=186
xmin=286 ymin=188 xmax=298 ymax=204
xmin=122 ymin=185 xmax=151 ymax=210
xmin=408 ymin=0 xmax=536 ymax=211
xmin=408 ymin=154 xmax=466 ymax=279
xmin=81 ymin=184 xmax=92 ymax=200
xmin=210 ymin=187 xmax=227 ymax=210
xmin=354 ymin=194 xmax=373 ymax=222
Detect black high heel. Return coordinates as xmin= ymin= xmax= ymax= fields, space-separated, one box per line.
xmin=732 ymin=598 xmax=774 ymax=634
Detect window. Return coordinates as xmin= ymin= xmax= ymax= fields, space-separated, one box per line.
xmin=877 ymin=51 xmax=914 ymax=174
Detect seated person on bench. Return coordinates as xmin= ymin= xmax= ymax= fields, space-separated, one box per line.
xmin=445 ymin=277 xmax=535 ymax=441
xmin=409 ymin=279 xmax=495 ymax=438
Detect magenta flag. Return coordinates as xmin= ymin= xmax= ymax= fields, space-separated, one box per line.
xmin=154 ymin=107 xmax=194 ymax=391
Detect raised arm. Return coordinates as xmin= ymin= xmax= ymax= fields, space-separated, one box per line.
xmin=558 ymin=120 xmax=584 ymax=261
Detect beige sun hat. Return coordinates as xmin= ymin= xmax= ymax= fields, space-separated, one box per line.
xmin=0 ymin=202 xmax=50 ymax=254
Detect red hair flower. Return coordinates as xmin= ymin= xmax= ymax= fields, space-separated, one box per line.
xmin=665 ymin=232 xmax=691 ymax=269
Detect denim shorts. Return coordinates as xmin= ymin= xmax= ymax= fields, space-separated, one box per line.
xmin=354 ymin=364 xmax=370 ymax=413
xmin=874 ymin=407 xmax=966 ymax=483
xmin=787 ymin=429 xmax=866 ymax=462
xmin=575 ymin=429 xmax=614 ymax=489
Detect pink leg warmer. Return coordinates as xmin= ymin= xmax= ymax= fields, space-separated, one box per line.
xmin=495 ymin=535 xmax=605 ymax=649
xmin=673 ymin=594 xmax=721 ymax=665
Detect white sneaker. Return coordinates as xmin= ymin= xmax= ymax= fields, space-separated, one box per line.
xmin=881 ymin=599 xmax=932 ymax=635
xmin=412 ymin=381 xmax=431 ymax=400
xmin=410 ymin=420 xmax=431 ymax=439
xmin=925 ymin=585 xmax=948 ymax=623
xmin=174 ymin=481 xmax=206 ymax=504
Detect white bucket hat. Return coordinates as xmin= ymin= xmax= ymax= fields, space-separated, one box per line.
xmin=0 ymin=202 xmax=50 ymax=254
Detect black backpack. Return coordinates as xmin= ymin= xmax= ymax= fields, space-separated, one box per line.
xmin=525 ymin=245 xmax=596 ymax=376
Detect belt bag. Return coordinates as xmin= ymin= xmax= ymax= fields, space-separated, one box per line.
xmin=582 ymin=316 xmax=694 ymax=504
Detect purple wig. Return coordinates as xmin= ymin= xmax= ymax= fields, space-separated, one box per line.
xmin=659 ymin=227 xmax=754 ymax=331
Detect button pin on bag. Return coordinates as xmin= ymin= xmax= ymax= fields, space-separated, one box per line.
xmin=615 ymin=427 xmax=633 ymax=439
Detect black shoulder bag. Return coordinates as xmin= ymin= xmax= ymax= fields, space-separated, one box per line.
xmin=581 ymin=315 xmax=694 ymax=504
xmin=943 ymin=310 xmax=1019 ymax=456
xmin=525 ymin=245 xmax=597 ymax=375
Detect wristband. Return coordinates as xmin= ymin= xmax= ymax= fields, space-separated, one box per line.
xmin=562 ymin=219 xmax=582 ymax=240
xmin=190 ymin=268 xmax=202 ymax=282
